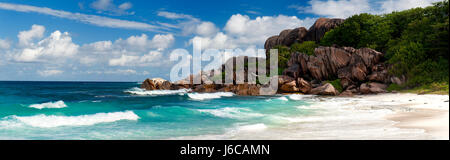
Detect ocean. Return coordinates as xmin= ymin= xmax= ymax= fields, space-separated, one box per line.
xmin=0 ymin=81 xmax=434 ymax=140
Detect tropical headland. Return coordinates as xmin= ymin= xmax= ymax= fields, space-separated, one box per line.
xmin=141 ymin=1 xmax=449 ymax=96
xmin=137 ymin=1 xmax=449 ymax=139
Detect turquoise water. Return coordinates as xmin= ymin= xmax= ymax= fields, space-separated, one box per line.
xmin=0 ymin=81 xmax=313 ymax=140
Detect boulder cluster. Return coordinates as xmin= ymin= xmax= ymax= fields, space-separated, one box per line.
xmin=140 ymin=18 xmax=404 ymax=96
xmin=278 ymin=46 xmax=404 ymax=96
xmin=264 ymin=18 xmax=344 ymax=50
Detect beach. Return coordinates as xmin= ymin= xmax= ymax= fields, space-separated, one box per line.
xmin=176 ymin=93 xmax=449 ymax=140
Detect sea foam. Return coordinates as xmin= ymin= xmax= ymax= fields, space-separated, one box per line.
xmin=125 ymin=87 xmax=190 ymax=96
xmin=197 ymin=107 xmax=263 ymax=119
xmin=28 ymin=100 xmax=68 ymax=109
xmin=187 ymin=92 xmax=234 ymax=100
xmin=12 ymin=111 xmax=139 ymax=128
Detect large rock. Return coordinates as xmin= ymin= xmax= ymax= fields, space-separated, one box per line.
xmin=264 ymin=18 xmax=343 ymax=51
xmin=219 ymin=83 xmax=261 ymax=96
xmin=141 ymin=78 xmax=172 ymax=90
xmin=278 ymin=75 xmax=295 ymax=85
xmin=360 ymin=82 xmax=387 ymax=94
xmin=264 ymin=27 xmax=309 ymax=51
xmin=287 ymin=46 xmax=384 ymax=85
xmin=297 ymin=78 xmax=312 ymax=93
xmin=304 ymin=18 xmax=345 ymax=42
xmin=280 ymin=80 xmax=299 ymax=92
xmin=310 ymin=83 xmax=339 ymax=96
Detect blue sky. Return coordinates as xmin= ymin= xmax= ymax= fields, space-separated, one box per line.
xmin=0 ymin=0 xmax=441 ymax=82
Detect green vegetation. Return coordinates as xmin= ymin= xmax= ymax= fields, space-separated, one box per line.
xmin=290 ymin=41 xmax=319 ymax=56
xmin=387 ymin=82 xmax=449 ymax=95
xmin=272 ymin=41 xmax=319 ymax=75
xmin=325 ymin=79 xmax=343 ymax=93
xmin=321 ymin=0 xmax=449 ymax=92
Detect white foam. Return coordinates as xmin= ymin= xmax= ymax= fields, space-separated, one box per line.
xmin=187 ymin=92 xmax=234 ymax=100
xmin=287 ymin=94 xmax=315 ymax=100
xmin=125 ymin=87 xmax=190 ymax=96
xmin=237 ymin=123 xmax=267 ymax=132
xmin=28 ymin=100 xmax=67 ymax=109
xmin=197 ymin=107 xmax=263 ymax=119
xmin=276 ymin=97 xmax=289 ymax=101
xmin=12 ymin=111 xmax=139 ymax=128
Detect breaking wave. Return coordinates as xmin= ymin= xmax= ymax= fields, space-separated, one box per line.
xmin=125 ymin=87 xmax=190 ymax=96
xmin=187 ymin=92 xmax=234 ymax=100
xmin=28 ymin=100 xmax=67 ymax=109
xmin=10 ymin=111 xmax=139 ymax=128
xmin=197 ymin=107 xmax=263 ymax=119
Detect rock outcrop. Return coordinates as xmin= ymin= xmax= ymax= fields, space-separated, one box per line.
xmin=310 ymin=83 xmax=339 ymax=96
xmin=281 ymin=46 xmax=391 ymax=96
xmin=304 ymin=18 xmax=345 ymax=42
xmin=139 ymin=18 xmax=396 ymax=97
xmin=141 ymin=78 xmax=172 ymax=90
xmin=286 ymin=46 xmax=384 ymax=81
xmin=264 ymin=18 xmax=344 ymax=51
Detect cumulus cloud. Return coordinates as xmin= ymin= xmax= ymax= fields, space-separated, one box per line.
xmin=0 ymin=39 xmax=11 ymax=49
xmin=14 ymin=26 xmax=79 ymax=62
xmin=291 ymin=0 xmax=442 ymax=18
xmin=38 ymin=69 xmax=63 ymax=77
xmin=108 ymin=51 xmax=163 ymax=66
xmin=79 ymin=33 xmax=173 ymax=63
xmin=0 ymin=2 xmax=168 ymax=32
xmin=195 ymin=22 xmax=219 ymax=37
xmin=18 ymin=24 xmax=45 ymax=46
xmin=90 ymin=0 xmax=134 ymax=16
xmin=188 ymin=14 xmax=315 ymax=51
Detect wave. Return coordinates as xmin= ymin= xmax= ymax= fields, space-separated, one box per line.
xmin=287 ymin=94 xmax=315 ymax=101
xmin=28 ymin=100 xmax=67 ymax=109
xmin=187 ymin=92 xmax=234 ymax=100
xmin=125 ymin=87 xmax=190 ymax=96
xmin=11 ymin=111 xmax=139 ymax=128
xmin=197 ymin=107 xmax=263 ymax=119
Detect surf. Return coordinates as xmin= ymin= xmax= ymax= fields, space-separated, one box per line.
xmin=28 ymin=100 xmax=68 ymax=109
xmin=10 ymin=111 xmax=139 ymax=128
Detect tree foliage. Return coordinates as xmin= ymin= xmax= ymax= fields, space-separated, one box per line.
xmin=320 ymin=0 xmax=449 ymax=88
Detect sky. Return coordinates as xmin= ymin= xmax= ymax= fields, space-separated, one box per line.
xmin=0 ymin=0 xmax=441 ymax=82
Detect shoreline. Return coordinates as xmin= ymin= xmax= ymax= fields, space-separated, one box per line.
xmin=387 ymin=108 xmax=449 ymax=140
xmin=361 ymin=93 xmax=449 ymax=140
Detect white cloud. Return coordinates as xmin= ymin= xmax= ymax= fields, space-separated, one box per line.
xmin=157 ymin=11 xmax=220 ymax=36
xmin=157 ymin=11 xmax=198 ymax=20
xmin=379 ymin=0 xmax=441 ymax=13
xmin=0 ymin=39 xmax=11 ymax=49
xmin=38 ymin=69 xmax=63 ymax=77
xmin=108 ymin=54 xmax=138 ymax=66
xmin=0 ymin=2 xmax=167 ymax=32
xmin=224 ymin=14 xmax=314 ymax=46
xmin=105 ymin=69 xmax=137 ymax=75
xmin=307 ymin=0 xmax=371 ymax=18
xmin=81 ymin=33 xmax=174 ymax=56
xmin=18 ymin=24 xmax=45 ymax=46
xmin=108 ymin=51 xmax=163 ymax=66
xmin=189 ymin=14 xmax=314 ymax=51
xmin=15 ymin=29 xmax=79 ymax=62
xmin=291 ymin=0 xmax=442 ymax=18
xmin=195 ymin=22 xmax=219 ymax=37
xmin=90 ymin=0 xmax=134 ymax=16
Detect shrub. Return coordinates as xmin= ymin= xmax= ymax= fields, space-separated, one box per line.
xmin=290 ymin=41 xmax=318 ymax=56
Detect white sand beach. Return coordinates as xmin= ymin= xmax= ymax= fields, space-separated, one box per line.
xmin=175 ymin=93 xmax=449 ymax=140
